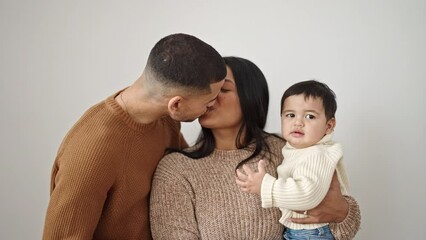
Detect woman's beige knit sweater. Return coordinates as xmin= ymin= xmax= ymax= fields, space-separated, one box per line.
xmin=150 ymin=136 xmax=360 ymax=240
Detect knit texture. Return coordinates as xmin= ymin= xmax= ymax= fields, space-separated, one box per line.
xmin=43 ymin=90 xmax=187 ymax=240
xmin=150 ymin=135 xmax=360 ymax=239
xmin=261 ymin=133 xmax=350 ymax=230
xmin=330 ymin=196 xmax=361 ymax=240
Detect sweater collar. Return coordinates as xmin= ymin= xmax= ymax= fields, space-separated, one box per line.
xmin=105 ymin=89 xmax=159 ymax=133
xmin=284 ymin=132 xmax=335 ymax=150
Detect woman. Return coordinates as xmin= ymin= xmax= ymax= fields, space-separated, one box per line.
xmin=150 ymin=57 xmax=360 ymax=239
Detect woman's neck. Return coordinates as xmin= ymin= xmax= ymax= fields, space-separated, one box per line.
xmin=212 ymin=128 xmax=245 ymax=150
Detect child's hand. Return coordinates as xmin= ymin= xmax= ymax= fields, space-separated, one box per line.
xmin=235 ymin=160 xmax=267 ymax=195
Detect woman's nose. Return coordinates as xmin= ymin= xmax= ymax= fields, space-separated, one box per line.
xmin=207 ymin=99 xmax=217 ymax=108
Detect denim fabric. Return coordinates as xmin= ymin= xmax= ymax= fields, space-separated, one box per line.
xmin=283 ymin=225 xmax=334 ymax=240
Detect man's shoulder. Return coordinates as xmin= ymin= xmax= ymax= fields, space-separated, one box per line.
xmin=160 ymin=116 xmax=181 ymax=131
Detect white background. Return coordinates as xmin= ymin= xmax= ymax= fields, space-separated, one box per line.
xmin=1 ymin=0 xmax=425 ymax=239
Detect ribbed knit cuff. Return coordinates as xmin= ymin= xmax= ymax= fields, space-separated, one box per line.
xmin=329 ymin=195 xmax=361 ymax=240
xmin=261 ymin=174 xmax=276 ymax=208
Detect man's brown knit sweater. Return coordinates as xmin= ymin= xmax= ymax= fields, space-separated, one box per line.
xmin=43 ymin=91 xmax=187 ymax=240
xmin=150 ymin=135 xmax=360 ymax=240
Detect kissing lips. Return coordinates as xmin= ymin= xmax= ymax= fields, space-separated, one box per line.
xmin=204 ymin=107 xmax=215 ymax=114
xmin=201 ymin=107 xmax=215 ymax=118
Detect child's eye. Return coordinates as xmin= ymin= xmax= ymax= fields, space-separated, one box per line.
xmin=220 ymin=88 xmax=231 ymax=93
xmin=305 ymin=114 xmax=315 ymax=119
xmin=285 ymin=113 xmax=295 ymax=118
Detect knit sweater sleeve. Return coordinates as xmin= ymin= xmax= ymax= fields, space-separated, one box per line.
xmin=261 ymin=148 xmax=341 ymax=211
xmin=150 ymin=154 xmax=200 ymax=240
xmin=178 ymin=132 xmax=189 ymax=149
xmin=43 ymin=138 xmax=119 ymax=239
xmin=163 ymin=116 xmax=188 ymax=149
xmin=329 ymin=195 xmax=361 ymax=240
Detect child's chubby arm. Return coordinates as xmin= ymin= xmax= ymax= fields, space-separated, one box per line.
xmin=289 ymin=173 xmax=348 ymax=223
xmin=289 ymin=173 xmax=361 ymax=239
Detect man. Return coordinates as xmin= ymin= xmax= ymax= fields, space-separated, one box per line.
xmin=43 ymin=33 xmax=226 ymax=239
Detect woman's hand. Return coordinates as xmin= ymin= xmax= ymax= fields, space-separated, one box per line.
xmin=289 ymin=172 xmax=349 ymax=224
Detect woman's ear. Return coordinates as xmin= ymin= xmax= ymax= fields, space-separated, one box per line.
xmin=326 ymin=117 xmax=336 ymax=134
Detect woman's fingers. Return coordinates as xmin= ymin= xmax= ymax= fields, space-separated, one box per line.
xmin=288 ymin=215 xmax=320 ymax=224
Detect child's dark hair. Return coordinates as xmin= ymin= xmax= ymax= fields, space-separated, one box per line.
xmin=280 ymin=80 xmax=337 ymax=120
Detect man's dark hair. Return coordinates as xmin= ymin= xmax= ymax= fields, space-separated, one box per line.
xmin=146 ymin=33 xmax=226 ymax=91
xmin=280 ymin=80 xmax=337 ymax=120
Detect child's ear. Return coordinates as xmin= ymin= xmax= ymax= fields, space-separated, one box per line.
xmin=326 ymin=117 xmax=336 ymax=134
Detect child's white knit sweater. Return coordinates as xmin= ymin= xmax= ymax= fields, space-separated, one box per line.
xmin=261 ymin=133 xmax=350 ymax=230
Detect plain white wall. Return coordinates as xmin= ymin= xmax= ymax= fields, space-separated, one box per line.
xmin=1 ymin=0 xmax=425 ymax=239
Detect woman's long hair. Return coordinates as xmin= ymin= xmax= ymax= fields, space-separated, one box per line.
xmin=168 ymin=56 xmax=281 ymax=169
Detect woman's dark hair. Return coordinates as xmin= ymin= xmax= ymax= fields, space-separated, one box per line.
xmin=168 ymin=56 xmax=281 ymax=169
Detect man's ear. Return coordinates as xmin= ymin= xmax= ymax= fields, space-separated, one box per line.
xmin=326 ymin=117 xmax=336 ymax=134
xmin=167 ymin=96 xmax=184 ymax=118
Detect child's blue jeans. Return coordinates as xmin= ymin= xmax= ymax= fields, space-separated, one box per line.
xmin=283 ymin=225 xmax=335 ymax=240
